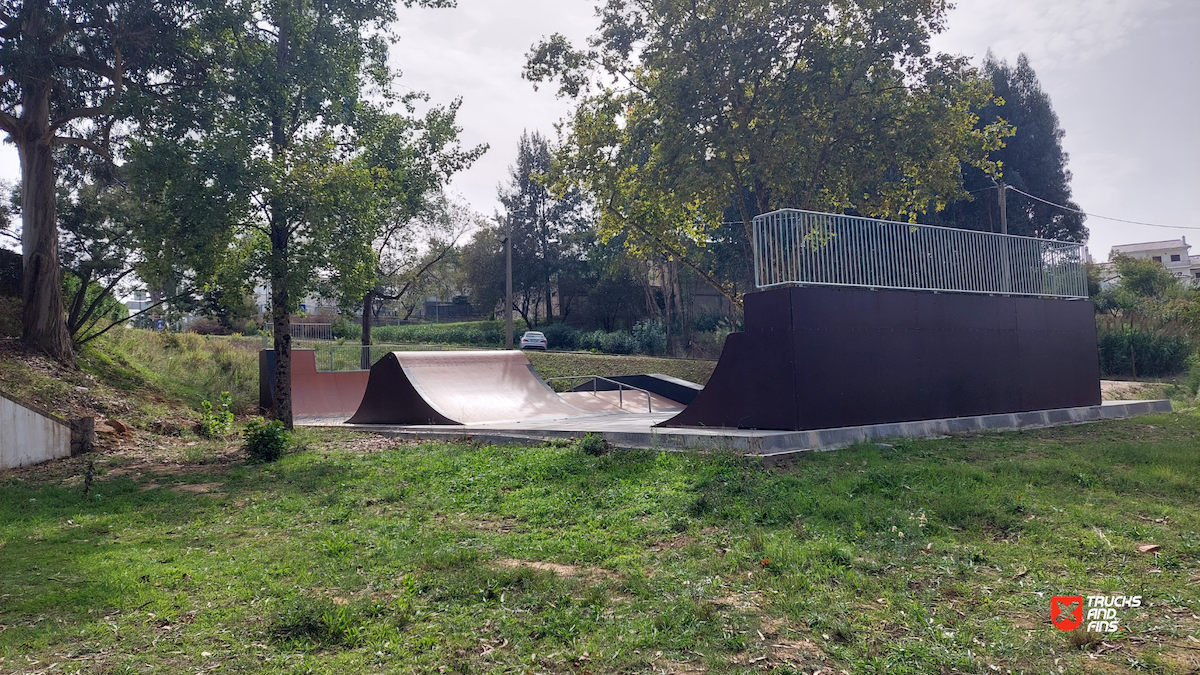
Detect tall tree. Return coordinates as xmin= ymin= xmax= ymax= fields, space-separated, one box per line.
xmin=527 ymin=0 xmax=1011 ymax=305
xmin=924 ymin=53 xmax=1086 ymax=241
xmin=497 ymin=131 xmax=588 ymax=325
xmin=191 ymin=0 xmax=468 ymax=427
xmin=0 ymin=0 xmax=206 ymax=362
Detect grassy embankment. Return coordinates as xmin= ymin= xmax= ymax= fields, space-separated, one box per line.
xmin=0 ymin=326 xmax=716 ymax=433
xmin=1 ymin=417 xmax=1199 ymax=674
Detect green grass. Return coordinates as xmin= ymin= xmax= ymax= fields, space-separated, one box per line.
xmin=528 ymin=351 xmax=716 ymax=387
xmin=2 ymin=415 xmax=1199 ymax=673
xmin=76 ymin=329 xmax=259 ymax=420
xmin=286 ymin=340 xmax=719 ymax=385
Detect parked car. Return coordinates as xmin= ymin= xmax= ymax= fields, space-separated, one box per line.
xmin=520 ymin=331 xmax=548 ymax=350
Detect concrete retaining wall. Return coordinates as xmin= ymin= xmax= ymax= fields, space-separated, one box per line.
xmin=0 ymin=392 xmax=73 ymax=470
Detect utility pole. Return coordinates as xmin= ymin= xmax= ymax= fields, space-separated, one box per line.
xmin=998 ymin=181 xmax=1008 ymax=235
xmin=504 ymin=217 xmax=514 ymax=350
xmin=997 ymin=180 xmax=1012 ymax=293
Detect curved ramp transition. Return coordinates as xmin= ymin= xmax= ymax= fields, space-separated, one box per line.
xmin=348 ymin=351 xmax=586 ymax=425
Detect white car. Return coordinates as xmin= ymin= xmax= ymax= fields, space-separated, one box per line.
xmin=520 ymin=331 xmax=548 ymax=350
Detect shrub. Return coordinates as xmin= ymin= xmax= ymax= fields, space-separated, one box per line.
xmin=243 ymin=419 xmax=288 ymax=463
xmin=331 ymin=317 xmax=361 ymax=340
xmin=576 ymin=432 xmax=608 ymax=456
xmin=540 ymin=322 xmax=579 ymax=350
xmin=692 ymin=312 xmax=725 ymax=333
xmin=199 ymin=391 xmax=234 ymax=437
xmin=1097 ymin=329 xmax=1193 ymax=377
xmin=632 ymin=320 xmax=667 ymax=355
xmin=1187 ymin=358 xmax=1200 ymax=398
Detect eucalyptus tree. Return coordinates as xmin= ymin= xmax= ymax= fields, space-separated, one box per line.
xmin=0 ymin=0 xmax=210 ymax=362
xmin=527 ymin=0 xmax=1013 ymax=306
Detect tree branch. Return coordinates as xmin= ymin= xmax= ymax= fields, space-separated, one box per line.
xmin=53 ymin=135 xmax=113 ymax=162
xmin=75 ymin=290 xmax=194 ymax=345
xmin=72 ymin=267 xmax=136 ymax=336
xmin=51 ymin=103 xmax=113 ymax=131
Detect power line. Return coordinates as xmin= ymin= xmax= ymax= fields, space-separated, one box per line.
xmin=1006 ymin=186 xmax=1199 ymax=231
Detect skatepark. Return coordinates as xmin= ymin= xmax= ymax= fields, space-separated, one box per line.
xmin=261 ymin=209 xmax=1171 ymax=459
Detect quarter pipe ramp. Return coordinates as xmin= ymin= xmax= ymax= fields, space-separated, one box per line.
xmin=348 ymin=351 xmax=587 ymax=425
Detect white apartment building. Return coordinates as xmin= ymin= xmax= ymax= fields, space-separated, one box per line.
xmin=1109 ymin=237 xmax=1200 ymax=283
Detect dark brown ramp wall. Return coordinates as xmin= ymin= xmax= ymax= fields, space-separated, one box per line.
xmin=661 ymin=286 xmax=1101 ymax=430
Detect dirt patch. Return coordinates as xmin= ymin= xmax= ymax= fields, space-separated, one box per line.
xmin=712 ymin=591 xmax=762 ymax=611
xmin=661 ymin=659 xmax=707 ymax=674
xmin=172 ymin=482 xmax=224 ymax=495
xmin=1100 ymin=380 xmax=1165 ymax=401
xmin=649 ymin=533 xmax=696 ymax=552
xmin=492 ymin=558 xmax=616 ymax=582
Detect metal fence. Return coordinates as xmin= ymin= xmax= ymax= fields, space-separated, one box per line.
xmin=753 ymin=209 xmax=1088 ymax=299
xmin=292 ymin=323 xmax=334 ymax=340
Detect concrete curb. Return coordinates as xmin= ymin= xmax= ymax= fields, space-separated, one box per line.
xmin=317 ymin=399 xmax=1173 ymax=461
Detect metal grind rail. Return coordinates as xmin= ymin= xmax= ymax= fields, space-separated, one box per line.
xmin=544 ymin=376 xmax=655 ymax=413
xmin=753 ymin=209 xmax=1088 ymax=299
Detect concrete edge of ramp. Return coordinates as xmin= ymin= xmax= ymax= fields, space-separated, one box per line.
xmin=1 ymin=389 xmax=73 ymax=470
xmin=326 ymin=400 xmax=1173 ymax=463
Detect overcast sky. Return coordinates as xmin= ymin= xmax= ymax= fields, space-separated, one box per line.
xmin=380 ymin=0 xmax=1200 ymax=261
xmin=3 ymin=0 xmax=1196 ymax=261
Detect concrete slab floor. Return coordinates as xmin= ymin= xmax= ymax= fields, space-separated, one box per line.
xmin=298 ymin=399 xmax=1173 ymax=462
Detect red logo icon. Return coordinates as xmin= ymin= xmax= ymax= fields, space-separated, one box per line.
xmin=1051 ymin=596 xmax=1084 ymax=631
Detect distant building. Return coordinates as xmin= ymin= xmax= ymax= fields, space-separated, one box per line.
xmin=1108 ymin=237 xmax=1200 ymax=283
xmin=124 ymin=290 xmax=153 ymax=314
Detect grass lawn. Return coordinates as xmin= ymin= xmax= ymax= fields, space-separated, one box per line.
xmin=2 ymin=413 xmax=1198 ymax=674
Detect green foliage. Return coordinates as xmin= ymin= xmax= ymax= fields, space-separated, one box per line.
xmin=924 ymin=53 xmax=1087 ymax=241
xmin=1097 ymin=329 xmax=1193 ymax=377
xmin=575 ymin=432 xmax=608 ymax=457
xmin=86 ymin=329 xmax=259 ymax=415
xmin=631 ymin=320 xmax=667 ymax=356
xmin=1187 ymin=359 xmax=1200 ymax=398
xmin=1092 ymin=254 xmax=1200 ymax=378
xmin=529 ymin=0 xmax=1011 ymax=302
xmin=199 ymin=392 xmax=235 ymax=438
xmin=539 ymin=322 xmax=579 ymax=350
xmin=243 ymin=419 xmax=289 ymax=463
xmin=576 ymin=329 xmax=637 ymax=355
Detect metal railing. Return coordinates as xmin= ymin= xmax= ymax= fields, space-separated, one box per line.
xmin=292 ymin=323 xmax=334 ymax=340
xmin=753 ymin=209 xmax=1088 ymax=299
xmin=544 ymin=376 xmax=655 ymax=413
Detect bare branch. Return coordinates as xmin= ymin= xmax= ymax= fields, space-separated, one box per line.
xmin=53 ymin=55 xmax=118 ymax=82
xmin=76 ymin=290 xmax=194 ymax=345
xmin=53 ymin=135 xmax=113 ymax=162
xmin=51 ymin=103 xmax=113 ymax=131
xmin=0 ymin=108 xmax=18 ymax=135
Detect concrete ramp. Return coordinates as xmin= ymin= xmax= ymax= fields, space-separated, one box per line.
xmin=348 ymin=351 xmax=586 ymax=425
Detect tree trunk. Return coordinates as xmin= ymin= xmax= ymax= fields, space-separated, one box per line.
xmin=360 ymin=290 xmax=374 ymax=370
xmin=269 ymin=210 xmax=293 ymax=429
xmin=17 ymin=84 xmax=73 ymax=364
